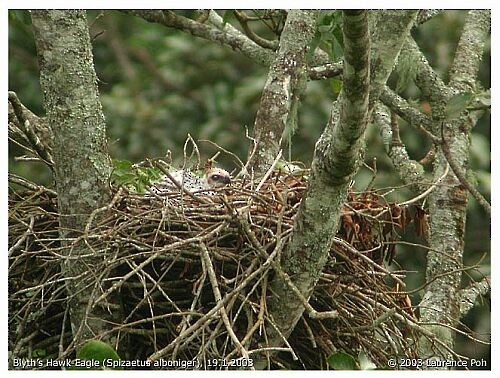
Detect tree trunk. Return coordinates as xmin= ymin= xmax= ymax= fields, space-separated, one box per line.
xmin=418 ymin=10 xmax=490 ymax=364
xmin=31 ymin=10 xmax=118 ymax=348
xmin=246 ymin=10 xmax=317 ymax=175
xmin=263 ymin=9 xmax=418 ymax=356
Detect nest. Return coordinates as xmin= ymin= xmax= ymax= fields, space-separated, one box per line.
xmin=8 ymin=170 xmax=432 ymax=370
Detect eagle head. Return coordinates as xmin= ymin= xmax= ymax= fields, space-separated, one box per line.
xmin=205 ymin=168 xmax=231 ymax=189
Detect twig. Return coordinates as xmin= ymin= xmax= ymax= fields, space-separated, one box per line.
xmin=199 ymin=243 xmax=252 ymax=364
xmin=234 ymin=10 xmax=278 ymax=50
xmin=397 ymin=163 xmax=450 ymax=207
xmin=8 ymin=91 xmax=54 ymax=169
xmin=8 ymin=173 xmax=57 ymax=197
xmin=418 ymin=124 xmax=491 ymax=215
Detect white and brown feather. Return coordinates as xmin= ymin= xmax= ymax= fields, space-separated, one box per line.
xmin=149 ymin=168 xmax=231 ymax=196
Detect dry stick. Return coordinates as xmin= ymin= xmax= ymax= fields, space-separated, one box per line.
xmin=332 ymin=237 xmax=407 ymax=289
xmin=85 ymin=187 xmax=124 ymax=234
xmin=395 ymin=160 xmax=450 ymax=206
xmin=172 ymin=262 xmax=208 ymax=360
xmin=199 ymin=242 xmax=252 ymax=363
xmin=147 ymin=241 xmax=281 ymax=361
xmin=224 ymin=266 xmax=270 ymax=360
xmin=8 ymin=215 xmax=35 ymax=257
xmin=8 ymin=91 xmax=54 ymax=168
xmin=236 ymin=204 xmax=338 ymax=320
xmin=359 ymin=294 xmax=462 ymax=361
xmin=255 ymin=150 xmax=282 ymax=192
xmin=92 ymin=223 xmax=227 ymax=306
xmin=198 ymin=139 xmax=245 ymax=170
xmin=8 ymin=173 xmax=57 ymax=197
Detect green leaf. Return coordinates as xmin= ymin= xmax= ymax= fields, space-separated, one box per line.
xmin=33 ymin=348 xmax=46 ymax=358
xmin=445 ymin=92 xmax=473 ymax=120
xmin=327 ymin=351 xmax=359 ymax=370
xmin=112 ymin=159 xmax=133 ymax=171
xmin=75 ymin=340 xmax=120 ymax=369
xmin=330 ymin=78 xmax=343 ymax=96
xmin=222 ymin=10 xmax=235 ymax=26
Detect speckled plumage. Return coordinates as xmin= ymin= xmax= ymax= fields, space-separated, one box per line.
xmin=149 ymin=168 xmax=231 ymax=196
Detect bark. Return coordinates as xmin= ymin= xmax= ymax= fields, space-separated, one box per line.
xmin=31 ymin=10 xmax=117 ymax=347
xmin=373 ymin=104 xmax=427 ymax=193
xmin=246 ymin=10 xmax=317 ymax=175
xmin=263 ymin=10 xmax=370 ymax=352
xmin=418 ymin=10 xmax=490 ymax=364
xmin=263 ymin=10 xmax=418 ymax=358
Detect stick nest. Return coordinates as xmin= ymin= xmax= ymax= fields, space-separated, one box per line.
xmin=9 ymin=170 xmax=430 ymax=370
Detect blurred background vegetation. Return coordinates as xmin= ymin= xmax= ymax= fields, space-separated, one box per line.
xmin=8 ymin=10 xmax=490 ymax=366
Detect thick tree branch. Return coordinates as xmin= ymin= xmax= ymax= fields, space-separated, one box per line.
xmin=264 ymin=10 xmax=371 ymax=351
xmin=126 ymin=10 xmax=331 ymax=78
xmin=31 ymin=10 xmax=117 ymax=348
xmin=449 ymin=10 xmax=491 ymax=93
xmin=416 ymin=10 xmax=443 ymax=25
xmin=124 ymin=10 xmax=274 ymax=66
xmin=307 ymin=61 xmax=343 ymax=80
xmin=458 ymin=277 xmax=490 ymax=318
xmin=417 ymin=12 xmax=491 ymax=363
xmin=399 ymin=37 xmax=451 ymax=120
xmin=379 ymin=86 xmax=433 ymax=129
xmin=373 ymin=104 xmax=427 ymax=193
xmin=246 ymin=10 xmax=317 ymax=175
xmin=262 ymin=11 xmax=420 ymax=357
xmin=368 ymin=11 xmax=419 ymax=112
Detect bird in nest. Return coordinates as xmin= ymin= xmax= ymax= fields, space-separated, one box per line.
xmin=148 ymin=162 xmax=231 ymax=196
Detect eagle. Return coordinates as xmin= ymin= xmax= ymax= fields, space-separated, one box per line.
xmin=148 ymin=167 xmax=231 ymax=196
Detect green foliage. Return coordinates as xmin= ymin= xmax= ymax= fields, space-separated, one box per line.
xmin=75 ymin=340 xmax=120 ymax=370
xmin=222 ymin=10 xmax=235 ymax=26
xmin=111 ymin=159 xmax=162 ymax=193
xmin=309 ymin=11 xmax=344 ymax=62
xmin=9 ymin=10 xmax=32 ymax=25
xmin=445 ymin=92 xmax=474 ymax=120
xmin=327 ymin=351 xmax=377 ymax=370
xmin=32 ymin=348 xmax=46 ymax=358
xmin=327 ymin=351 xmax=358 ymax=370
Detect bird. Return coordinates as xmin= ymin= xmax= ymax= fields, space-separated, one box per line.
xmin=148 ymin=167 xmax=231 ymax=196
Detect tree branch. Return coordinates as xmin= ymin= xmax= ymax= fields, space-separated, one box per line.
xmin=124 ymin=10 xmax=274 ymax=66
xmin=458 ymin=277 xmax=490 ymax=318
xmin=264 ymin=10 xmax=371 ymax=350
xmin=368 ymin=11 xmax=419 ymax=111
xmin=416 ymin=10 xmax=443 ymax=25
xmin=8 ymin=91 xmax=54 ymax=168
xmin=307 ymin=62 xmax=343 ymax=80
xmin=233 ymin=10 xmax=279 ymax=50
xmin=373 ymin=104 xmax=427 ymax=193
xmin=31 ymin=9 xmax=117 ymax=348
xmin=379 ymin=86 xmax=433 ymax=129
xmin=399 ymin=37 xmax=451 ymax=121
xmin=245 ymin=10 xmax=317 ymax=175
xmin=448 ymin=10 xmax=491 ymax=93
xmin=418 ymin=124 xmax=491 ymax=215
xmin=125 ymin=10 xmax=331 ymax=77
